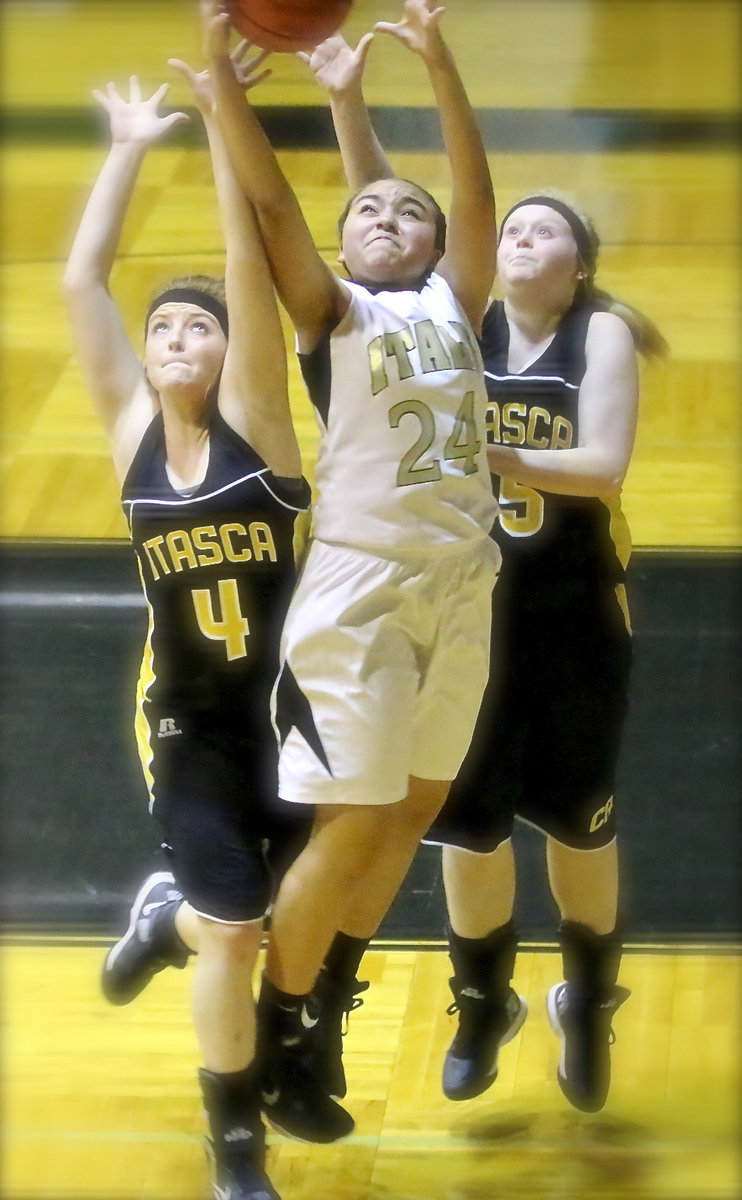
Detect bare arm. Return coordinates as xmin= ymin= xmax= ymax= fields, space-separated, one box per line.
xmin=63 ymin=79 xmax=188 ymax=478
xmin=202 ymin=1 xmax=347 ymax=350
xmin=299 ymin=34 xmax=393 ymax=190
xmin=486 ymin=313 xmax=639 ymax=497
xmin=375 ymin=1 xmax=496 ymax=332
xmin=170 ymin=48 xmax=301 ymax=478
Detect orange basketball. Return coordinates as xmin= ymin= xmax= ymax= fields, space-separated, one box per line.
xmin=228 ymin=0 xmax=353 ymax=52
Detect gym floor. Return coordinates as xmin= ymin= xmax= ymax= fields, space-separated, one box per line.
xmin=1 ymin=2 xmax=739 ymax=1198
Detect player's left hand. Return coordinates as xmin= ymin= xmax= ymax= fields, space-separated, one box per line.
xmin=374 ymin=0 xmax=446 ymax=62
xmin=298 ymin=32 xmax=375 ymax=95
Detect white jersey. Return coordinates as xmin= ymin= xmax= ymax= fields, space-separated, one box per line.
xmin=299 ymin=272 xmax=497 ymax=555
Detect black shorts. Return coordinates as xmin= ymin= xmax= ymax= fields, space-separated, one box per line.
xmin=141 ymin=705 xmax=313 ymax=922
xmin=428 ymin=588 xmax=632 ymax=852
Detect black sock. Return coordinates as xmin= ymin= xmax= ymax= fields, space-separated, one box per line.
xmin=255 ymin=978 xmax=312 ymax=1061
xmin=558 ymin=920 xmax=623 ymax=1003
xmin=447 ymin=919 xmax=518 ymax=999
xmin=258 ymin=976 xmax=308 ymax=1014
xmin=321 ymin=932 xmax=370 ymax=984
xmin=198 ymin=1063 xmax=265 ymax=1153
xmin=201 ymin=1060 xmax=261 ymax=1093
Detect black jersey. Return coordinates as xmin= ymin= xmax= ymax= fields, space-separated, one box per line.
xmin=481 ymin=300 xmax=631 ymax=611
xmin=122 ymin=411 xmax=310 ymax=735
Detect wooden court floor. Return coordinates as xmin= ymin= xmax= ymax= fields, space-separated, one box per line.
xmin=1 ymin=2 xmax=740 ymax=1199
xmin=2 ymin=942 xmax=740 ymax=1200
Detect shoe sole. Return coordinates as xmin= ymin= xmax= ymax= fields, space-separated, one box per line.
xmin=443 ymin=994 xmax=529 ymax=1101
xmin=546 ymin=983 xmax=565 ymax=1040
xmin=263 ymin=1111 xmax=354 ymax=1145
xmin=546 ymin=983 xmax=570 ymax=1092
xmin=102 ymin=870 xmax=176 ymax=1005
xmin=500 ymin=994 xmax=529 ymax=1049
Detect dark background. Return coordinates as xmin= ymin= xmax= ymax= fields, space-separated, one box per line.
xmin=1 ymin=540 xmax=739 ymax=944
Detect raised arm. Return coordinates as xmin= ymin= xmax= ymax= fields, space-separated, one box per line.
xmin=487 ymin=313 xmax=639 ymax=497
xmin=375 ymin=1 xmax=496 ymax=332
xmin=63 ymin=79 xmax=188 ymax=476
xmin=170 ymin=47 xmax=301 ymax=478
xmin=202 ymin=1 xmax=347 ymax=350
xmin=299 ymin=34 xmax=393 ymax=190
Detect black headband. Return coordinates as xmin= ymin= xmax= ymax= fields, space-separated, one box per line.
xmin=145 ymin=288 xmax=229 ymax=337
xmin=499 ymin=195 xmax=596 ymax=272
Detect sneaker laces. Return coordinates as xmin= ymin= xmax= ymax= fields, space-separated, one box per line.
xmin=447 ymin=976 xmax=484 ymax=1017
xmin=340 ymin=980 xmax=369 ymax=1035
xmin=605 ymin=984 xmax=631 ymax=1042
xmin=558 ymin=982 xmax=630 ymax=1043
xmin=302 ymin=977 xmax=369 ymax=1040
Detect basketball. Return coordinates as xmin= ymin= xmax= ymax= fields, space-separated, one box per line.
xmin=228 ymin=0 xmax=353 ymax=53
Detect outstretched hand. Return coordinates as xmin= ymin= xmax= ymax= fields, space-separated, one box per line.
xmin=298 ymin=32 xmax=375 ymax=95
xmin=91 ymin=77 xmax=189 ymax=146
xmin=374 ymin=0 xmax=446 ymax=61
xmin=200 ymin=0 xmax=233 ymax=61
xmin=169 ymin=41 xmax=271 ymax=116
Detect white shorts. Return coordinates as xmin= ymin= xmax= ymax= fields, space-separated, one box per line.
xmin=271 ymin=537 xmax=500 ymax=806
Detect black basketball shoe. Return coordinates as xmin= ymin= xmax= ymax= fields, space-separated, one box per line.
xmin=260 ymin=1037 xmax=355 ymax=1144
xmin=205 ymin=1137 xmax=281 ymax=1200
xmin=101 ymin=871 xmax=188 ymax=1005
xmin=257 ymin=983 xmax=355 ymax=1144
xmin=547 ymin=980 xmax=631 ymax=1112
xmin=307 ymin=969 xmax=370 ymax=1099
xmin=443 ymin=980 xmax=528 ymax=1100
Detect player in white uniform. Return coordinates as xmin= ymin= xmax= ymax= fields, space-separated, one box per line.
xmin=299 ymin=33 xmax=671 ymax=1117
xmin=277 ymin=272 xmax=497 ymax=806
xmin=204 ymin=0 xmax=499 ymax=1142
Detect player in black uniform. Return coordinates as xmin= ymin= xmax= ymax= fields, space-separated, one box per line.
xmin=430 ymin=194 xmax=668 ymax=1112
xmin=294 ymin=36 xmax=668 ymax=1116
xmin=63 ymin=51 xmax=310 ymax=1200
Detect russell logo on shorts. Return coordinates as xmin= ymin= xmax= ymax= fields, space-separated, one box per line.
xmin=157 ymin=717 xmax=182 ymax=738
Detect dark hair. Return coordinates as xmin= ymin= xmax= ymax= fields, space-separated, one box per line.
xmin=337 ymin=180 xmax=447 ymax=255
xmin=499 ymin=191 xmax=668 ymax=359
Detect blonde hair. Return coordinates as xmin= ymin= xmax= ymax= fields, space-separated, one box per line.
xmin=148 ymin=274 xmax=226 ymax=308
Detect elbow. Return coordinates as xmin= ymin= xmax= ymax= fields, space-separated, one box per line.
xmin=62 ymin=266 xmax=81 ymax=295
xmin=593 ymin=469 xmax=625 ymax=498
xmin=584 ymin=445 xmax=630 ymax=498
xmin=62 ymin=273 xmax=86 ymax=312
xmin=62 ymin=271 xmax=109 ymax=321
xmin=603 ymin=454 xmax=630 ymax=495
xmin=253 ymin=199 xmax=287 ymax=234
xmin=62 ymin=266 xmax=95 ymax=298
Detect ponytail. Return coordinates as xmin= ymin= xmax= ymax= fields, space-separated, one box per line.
xmin=588 ymin=286 xmax=670 ymax=360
